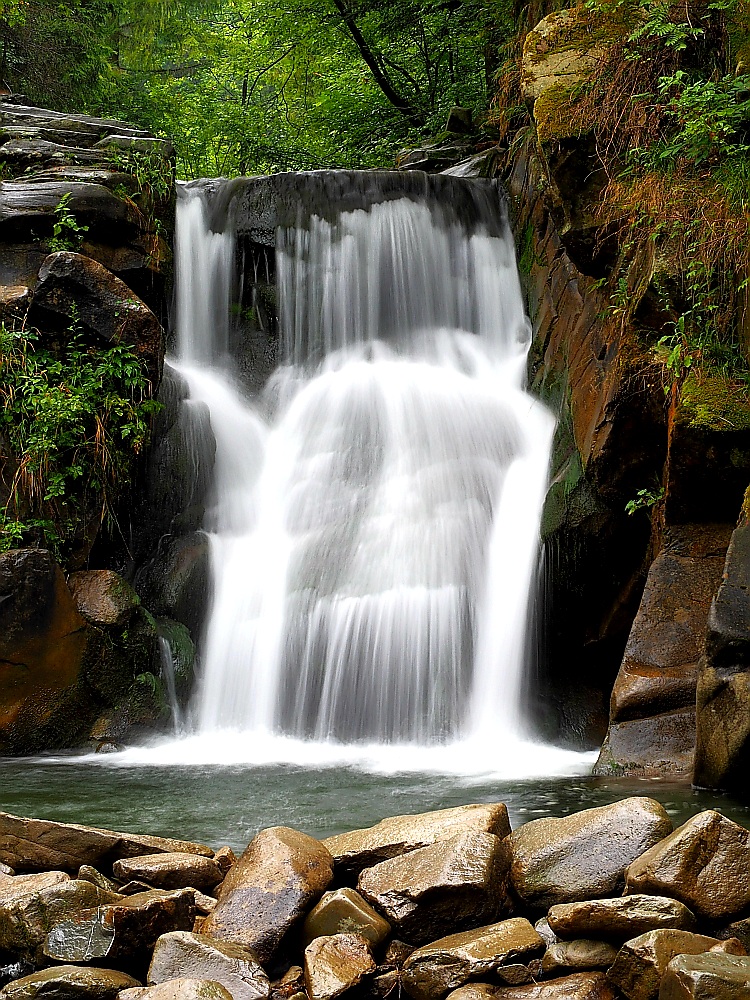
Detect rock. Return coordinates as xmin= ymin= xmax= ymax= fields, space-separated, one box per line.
xmin=0 ymin=872 xmax=69 ymax=902
xmin=715 ymin=917 xmax=750 ymax=953
xmin=193 ymin=893 xmax=218 ymax=916
xmin=202 ymin=826 xmax=333 ymax=966
xmin=113 ymin=854 xmax=224 ymax=892
xmin=492 ymin=972 xmax=617 ymax=999
xmin=372 ymin=968 xmax=400 ymax=998
xmin=358 ymin=831 xmax=511 ymax=945
xmin=0 ymin=961 xmax=34 ymax=990
xmin=606 ymin=930 xmax=745 ymax=1000
xmin=212 ymin=848 xmax=236 ymax=877
xmin=535 ymin=919 xmax=559 ymax=947
xmin=34 ymin=251 xmax=163 ymax=385
xmin=43 ymin=888 xmax=196 ymax=963
xmin=67 ymin=570 xmax=141 ymax=627
xmin=0 ymin=877 xmax=122 ymax=960
xmin=323 ymin=804 xmax=511 ymax=880
xmin=547 ymin=897 xmax=696 ymax=942
xmin=148 ymin=931 xmax=270 ymax=1000
xmin=302 ymin=888 xmax=390 ymax=949
xmin=401 ymin=919 xmax=545 ymax=1000
xmin=76 ymin=866 xmax=119 ymax=892
xmin=625 ymin=810 xmax=750 ymax=921
xmin=659 ymin=952 xmax=750 ymax=999
xmin=0 ymin=811 xmax=212 ymax=874
xmin=446 ymin=108 xmax=473 ymax=134
xmin=119 ymin=981 xmax=233 ymax=1000
xmin=541 ymin=941 xmax=619 ymax=976
xmin=303 ymin=933 xmax=376 ymax=1000
xmin=270 ymin=966 xmax=305 ymax=1000
xmin=0 ymin=864 xmax=14 ymax=878
xmin=0 ymin=966 xmax=139 ymax=999
xmin=694 ymin=522 xmax=750 ymax=792
xmin=384 ymin=940 xmax=414 ymax=966
xmin=508 ymin=798 xmax=672 ymax=910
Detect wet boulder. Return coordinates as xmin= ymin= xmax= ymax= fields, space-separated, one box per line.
xmin=202 ymin=826 xmax=333 ymax=966
xmin=508 ymin=798 xmax=672 ymax=910
xmin=303 ymin=933 xmax=376 ymax=1000
xmin=67 ymin=571 xmax=141 ymax=628
xmin=148 ymin=931 xmax=270 ymax=1000
xmin=547 ymin=897 xmax=696 ymax=942
xmin=0 ymin=965 xmax=140 ymax=999
xmin=625 ymin=810 xmax=750 ymax=921
xmin=120 ymin=982 xmax=233 ymax=1000
xmin=323 ymin=804 xmax=511 ymax=881
xmin=357 ymin=831 xmax=511 ymax=945
xmin=113 ymin=854 xmax=224 ymax=892
xmin=541 ymin=940 xmax=618 ymax=976
xmin=302 ymin=888 xmax=390 ymax=949
xmin=660 ymin=952 xmax=750 ymax=999
xmin=401 ymin=918 xmax=545 ymax=1000
xmin=492 ymin=972 xmax=617 ymax=999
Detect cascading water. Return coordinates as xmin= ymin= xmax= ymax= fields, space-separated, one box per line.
xmin=138 ymin=174 xmax=593 ymax=776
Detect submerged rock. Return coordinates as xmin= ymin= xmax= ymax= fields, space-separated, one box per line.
xmin=148 ymin=931 xmax=270 ymax=1000
xmin=547 ymin=896 xmax=696 ymax=941
xmin=303 ymin=932 xmax=376 ymax=1000
xmin=302 ymin=888 xmax=390 ymax=948
xmin=113 ymin=853 xmax=224 ymax=892
xmin=0 ymin=965 xmax=140 ymax=999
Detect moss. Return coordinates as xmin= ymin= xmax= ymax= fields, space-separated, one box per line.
xmin=678 ymin=372 xmax=750 ymax=432
xmin=518 ymin=220 xmax=536 ymax=273
xmin=525 ymin=1 xmax=638 ymax=65
xmin=727 ymin=0 xmax=750 ymax=71
xmin=534 ymin=81 xmax=590 ymax=140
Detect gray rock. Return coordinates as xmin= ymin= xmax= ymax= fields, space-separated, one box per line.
xmin=119 ymin=981 xmax=232 ymax=1000
xmin=541 ymin=940 xmax=618 ymax=976
xmin=659 ymin=952 xmax=750 ymax=999
xmin=302 ymin=888 xmax=390 ymax=949
xmin=509 ymin=798 xmax=672 ymax=910
xmin=358 ymin=831 xmax=512 ymax=945
xmin=547 ymin=896 xmax=696 ymax=942
xmin=304 ymin=933 xmax=375 ymax=1000
xmin=113 ymin=853 xmax=223 ymax=892
xmin=0 ymin=965 xmax=140 ymax=999
xmin=148 ymin=931 xmax=270 ymax=1000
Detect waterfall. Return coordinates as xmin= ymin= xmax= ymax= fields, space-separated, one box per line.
xmin=153 ymin=174 xmax=591 ymax=776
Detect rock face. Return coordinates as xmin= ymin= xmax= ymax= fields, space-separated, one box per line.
xmin=303 ymin=933 xmax=375 ymax=1000
xmin=508 ymin=798 xmax=672 ymax=909
xmin=401 ymin=919 xmax=545 ymax=1000
xmin=357 ymin=831 xmax=512 ymax=944
xmin=113 ymin=854 xmax=224 ymax=892
xmin=0 ymin=965 xmax=141 ymax=999
xmin=595 ymin=526 xmax=731 ymax=777
xmin=148 ymin=932 xmax=270 ymax=1000
xmin=202 ymin=827 xmax=333 ymax=966
xmin=302 ymin=888 xmax=390 ymax=948
xmin=323 ymin=804 xmax=511 ymax=879
xmin=547 ymin=896 xmax=696 ymax=941
xmin=660 ymin=952 xmax=750 ymax=999
xmin=625 ymin=810 xmax=750 ymax=921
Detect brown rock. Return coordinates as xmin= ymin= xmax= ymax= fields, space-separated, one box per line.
xmin=541 ymin=940 xmax=618 ymax=976
xmin=302 ymin=888 xmax=390 ymax=949
xmin=148 ymin=931 xmax=270 ymax=1000
xmin=0 ymin=964 xmax=140 ymax=999
xmin=213 ymin=848 xmax=236 ymax=877
xmin=401 ymin=918 xmax=545 ymax=1000
xmin=76 ymin=865 xmax=119 ymax=892
xmin=547 ymin=896 xmax=696 ymax=942
xmin=493 ymin=972 xmax=617 ymax=999
xmin=659 ymin=952 xmax=750 ymax=999
xmin=202 ymin=826 xmax=333 ymax=966
xmin=358 ymin=831 xmax=511 ymax=945
xmin=715 ymin=917 xmax=750 ymax=953
xmin=304 ymin=933 xmax=376 ymax=1000
xmin=0 ymin=811 xmax=212 ymax=874
xmin=625 ymin=810 xmax=750 ymax=921
xmin=0 ymin=863 xmax=14 ymax=877
xmin=384 ymin=940 xmax=414 ymax=966
xmin=67 ymin=570 xmax=140 ymax=627
xmin=119 ymin=981 xmax=233 ymax=1000
xmin=606 ymin=929 xmax=745 ymax=1000
xmin=323 ymin=804 xmax=511 ymax=880
xmin=0 ymin=872 xmax=70 ymax=903
xmin=113 ymin=853 xmax=223 ymax=892
xmin=509 ymin=798 xmax=672 ymax=910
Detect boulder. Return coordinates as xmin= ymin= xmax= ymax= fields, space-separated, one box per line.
xmin=401 ymin=919 xmax=545 ymax=1000
xmin=492 ymin=972 xmax=617 ymax=998
xmin=120 ymin=982 xmax=233 ymax=1000
xmin=625 ymin=810 xmax=750 ymax=921
xmin=323 ymin=804 xmax=511 ymax=880
xmin=0 ymin=811 xmax=212 ymax=874
xmin=606 ymin=930 xmax=745 ymax=1000
xmin=357 ymin=831 xmax=512 ymax=945
xmin=547 ymin=897 xmax=696 ymax=942
xmin=541 ymin=940 xmax=619 ymax=976
xmin=43 ymin=888 xmax=196 ymax=963
xmin=212 ymin=848 xmax=236 ymax=877
xmin=0 ymin=873 xmax=70 ymax=901
xmin=0 ymin=965 xmax=140 ymax=999
xmin=508 ymin=798 xmax=672 ymax=910
xmin=148 ymin=931 xmax=270 ymax=1000
xmin=303 ymin=933 xmax=376 ymax=1000
xmin=113 ymin=854 xmax=223 ymax=892
xmin=659 ymin=952 xmax=750 ymax=999
xmin=67 ymin=570 xmax=141 ymax=627
xmin=76 ymin=866 xmax=119 ymax=892
xmin=716 ymin=917 xmax=750 ymax=953
xmin=202 ymin=826 xmax=333 ymax=966
xmin=302 ymin=888 xmax=390 ymax=949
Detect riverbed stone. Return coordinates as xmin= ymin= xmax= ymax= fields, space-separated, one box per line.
xmin=0 ymin=864 xmax=14 ymax=878
xmin=401 ymin=918 xmax=545 ymax=1000
xmin=148 ymin=931 xmax=270 ymax=1000
xmin=119 ymin=980 xmax=233 ymax=1000
xmin=113 ymin=854 xmax=224 ymax=892
xmin=0 ymin=965 xmax=140 ymax=999
xmin=202 ymin=826 xmax=333 ymax=966
xmin=509 ymin=798 xmax=672 ymax=910
xmin=323 ymin=804 xmax=511 ymax=880
xmin=77 ymin=866 xmax=120 ymax=892
xmin=358 ymin=831 xmax=512 ymax=945
xmin=304 ymin=933 xmax=375 ymax=1000
xmin=659 ymin=952 xmax=750 ymax=999
xmin=302 ymin=888 xmax=390 ymax=949
xmin=0 ymin=812 xmax=212 ymax=874
xmin=44 ymin=888 xmax=196 ymax=963
xmin=541 ymin=940 xmax=618 ymax=976
xmin=491 ymin=972 xmax=617 ymax=999
xmin=547 ymin=897 xmax=696 ymax=942
xmin=606 ymin=929 xmax=745 ymax=1000
xmin=625 ymin=810 xmax=750 ymax=921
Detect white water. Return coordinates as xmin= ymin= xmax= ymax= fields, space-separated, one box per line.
xmin=127 ymin=182 xmax=595 ymax=778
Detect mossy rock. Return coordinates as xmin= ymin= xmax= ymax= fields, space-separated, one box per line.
xmin=727 ymin=0 xmax=750 ymax=72
xmin=534 ymin=81 xmax=590 ymax=142
xmin=678 ymin=372 xmax=750 ymax=432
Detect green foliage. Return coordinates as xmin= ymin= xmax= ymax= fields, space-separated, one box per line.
xmin=627 ymin=1 xmax=704 ymax=52
xmin=108 ymin=148 xmax=174 ymax=204
xmin=48 ymin=194 xmax=89 ymax=253
xmin=0 ymin=321 xmax=160 ymax=560
xmin=625 ymin=485 xmax=665 ymax=515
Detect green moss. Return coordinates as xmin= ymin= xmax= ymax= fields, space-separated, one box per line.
xmin=534 ymin=81 xmax=590 ymax=140
xmin=678 ymin=372 xmax=750 ymax=432
xmin=727 ymin=0 xmax=750 ymax=72
xmin=518 ymin=220 xmax=537 ymax=273
xmin=525 ymin=1 xmax=638 ymax=64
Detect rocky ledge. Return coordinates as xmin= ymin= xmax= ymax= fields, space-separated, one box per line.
xmin=0 ymin=797 xmax=748 ymax=1000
